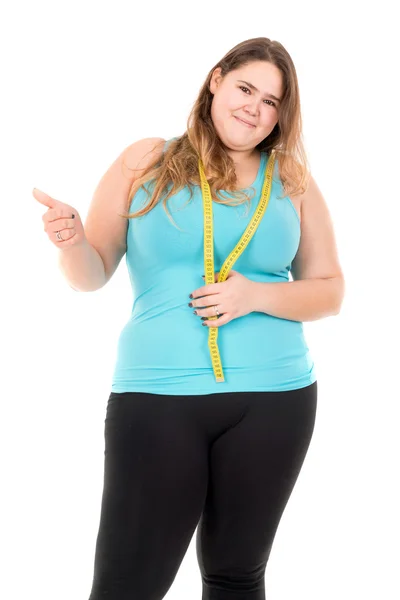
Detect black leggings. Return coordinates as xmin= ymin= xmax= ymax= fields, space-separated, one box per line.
xmin=88 ymin=381 xmax=318 ymax=600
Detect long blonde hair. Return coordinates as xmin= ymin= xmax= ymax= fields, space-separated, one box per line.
xmin=118 ymin=37 xmax=311 ymax=229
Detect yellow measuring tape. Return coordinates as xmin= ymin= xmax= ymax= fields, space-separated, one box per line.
xmin=198 ymin=150 xmax=276 ymax=383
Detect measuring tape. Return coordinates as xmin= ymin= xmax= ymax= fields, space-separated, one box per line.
xmin=198 ymin=150 xmax=276 ymax=383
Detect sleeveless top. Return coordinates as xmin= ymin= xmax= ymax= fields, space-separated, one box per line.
xmin=110 ymin=137 xmax=317 ymax=395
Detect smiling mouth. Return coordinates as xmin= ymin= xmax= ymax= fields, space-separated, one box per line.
xmin=234 ymin=116 xmax=256 ymax=128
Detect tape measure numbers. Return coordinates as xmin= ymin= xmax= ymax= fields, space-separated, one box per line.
xmin=198 ymin=151 xmax=276 ymax=383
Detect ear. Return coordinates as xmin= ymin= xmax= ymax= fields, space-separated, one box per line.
xmin=209 ymin=67 xmax=222 ymax=95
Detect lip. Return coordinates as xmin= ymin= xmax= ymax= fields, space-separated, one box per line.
xmin=234 ymin=116 xmax=256 ymax=128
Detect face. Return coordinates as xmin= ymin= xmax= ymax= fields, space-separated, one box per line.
xmin=209 ymin=60 xmax=283 ymax=156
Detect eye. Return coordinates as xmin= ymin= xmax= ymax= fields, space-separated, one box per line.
xmin=239 ymin=85 xmax=276 ymax=107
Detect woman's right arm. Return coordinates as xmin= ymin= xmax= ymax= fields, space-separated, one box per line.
xmin=58 ymin=238 xmax=106 ymax=292
xmin=60 ymin=137 xmax=166 ymax=292
xmin=34 ymin=137 xmax=166 ymax=292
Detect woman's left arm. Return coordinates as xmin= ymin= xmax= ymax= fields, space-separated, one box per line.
xmin=251 ymin=175 xmax=345 ymax=322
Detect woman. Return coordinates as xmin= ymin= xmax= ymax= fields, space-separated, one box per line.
xmin=34 ymin=37 xmax=345 ymax=600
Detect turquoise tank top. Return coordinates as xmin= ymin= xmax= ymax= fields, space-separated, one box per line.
xmin=110 ymin=138 xmax=317 ymax=394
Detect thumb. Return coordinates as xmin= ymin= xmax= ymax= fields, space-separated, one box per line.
xmin=32 ymin=187 xmax=58 ymax=209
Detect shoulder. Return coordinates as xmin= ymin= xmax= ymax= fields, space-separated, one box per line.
xmin=122 ymin=137 xmax=167 ymax=177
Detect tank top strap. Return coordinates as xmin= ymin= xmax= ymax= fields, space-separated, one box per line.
xmin=163 ymin=137 xmax=179 ymax=153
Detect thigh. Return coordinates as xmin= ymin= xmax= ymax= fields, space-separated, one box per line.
xmin=88 ymin=391 xmax=209 ymax=600
xmin=196 ymin=381 xmax=318 ymax=599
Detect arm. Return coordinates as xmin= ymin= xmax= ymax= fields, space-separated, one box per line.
xmin=251 ymin=277 xmax=344 ymax=322
xmin=251 ymin=174 xmax=345 ymax=321
xmin=58 ymin=238 xmax=106 ymax=292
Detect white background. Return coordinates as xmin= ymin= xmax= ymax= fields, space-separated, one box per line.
xmin=1 ymin=1 xmax=399 ymax=598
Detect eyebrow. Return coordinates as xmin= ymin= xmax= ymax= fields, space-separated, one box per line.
xmin=237 ymin=80 xmax=281 ymax=104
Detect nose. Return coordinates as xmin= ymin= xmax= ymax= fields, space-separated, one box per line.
xmin=244 ymin=103 xmax=258 ymax=117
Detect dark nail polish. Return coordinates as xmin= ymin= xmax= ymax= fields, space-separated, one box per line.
xmin=189 ymin=294 xmax=193 ymax=298
xmin=188 ymin=302 xmax=192 ymax=307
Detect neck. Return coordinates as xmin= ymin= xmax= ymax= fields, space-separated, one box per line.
xmin=226 ymin=147 xmax=259 ymax=167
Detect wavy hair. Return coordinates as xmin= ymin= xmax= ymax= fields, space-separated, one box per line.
xmin=118 ymin=36 xmax=311 ymax=230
